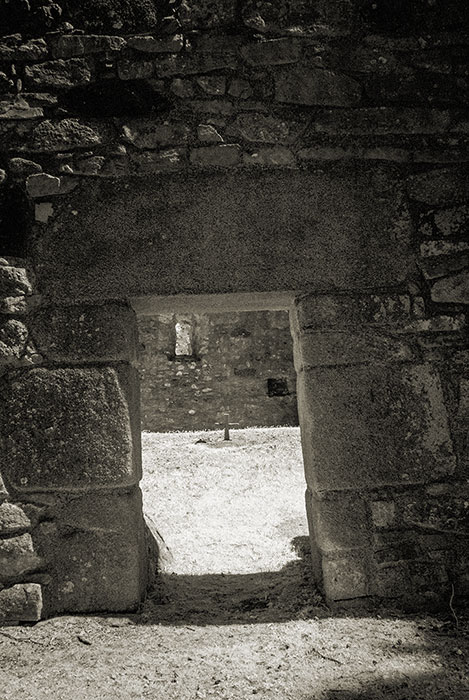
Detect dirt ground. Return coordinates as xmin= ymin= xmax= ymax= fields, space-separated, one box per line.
xmin=1 ymin=428 xmax=468 ymax=700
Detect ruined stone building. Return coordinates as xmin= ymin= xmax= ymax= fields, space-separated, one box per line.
xmin=138 ymin=309 xmax=298 ymax=431
xmin=0 ymin=0 xmax=469 ymax=623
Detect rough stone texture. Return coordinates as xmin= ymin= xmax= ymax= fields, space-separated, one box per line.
xmin=0 ymin=503 xmax=31 ymax=535
xmin=122 ymin=120 xmax=190 ymax=148
xmin=275 ymin=67 xmax=362 ymax=106
xmin=321 ymin=553 xmax=369 ymax=600
xmin=0 ymin=583 xmax=43 ymax=623
xmin=190 ymin=144 xmax=240 ymax=167
xmin=25 ymin=59 xmax=91 ymax=90
xmin=0 ymin=366 xmax=140 ymax=492
xmin=431 ymin=270 xmax=469 ymax=304
xmin=0 ymin=266 xmax=32 ymax=297
xmin=297 ymin=363 xmax=456 ymax=492
xmin=138 ymin=310 xmax=298 ymax=431
xmin=0 ymin=533 xmax=42 ymax=582
xmin=407 ymin=167 xmax=469 ymax=205
xmin=30 ymin=303 xmax=138 ymax=363
xmin=33 ymin=489 xmax=146 ymax=614
xmin=306 ymin=489 xmax=370 ymax=553
xmin=31 ymin=119 xmax=103 ymax=152
xmin=0 ymin=0 xmax=468 ymax=613
xmin=0 ymin=319 xmax=29 ymax=363
xmin=296 ymin=329 xmax=414 ymax=368
xmin=240 ymin=39 xmax=300 ymax=66
xmin=33 ymin=168 xmax=410 ymax=301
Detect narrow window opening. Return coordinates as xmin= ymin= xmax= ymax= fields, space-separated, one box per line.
xmin=174 ymin=319 xmax=193 ymax=357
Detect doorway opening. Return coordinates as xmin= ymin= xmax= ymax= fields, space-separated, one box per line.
xmin=132 ymin=292 xmax=324 ymax=623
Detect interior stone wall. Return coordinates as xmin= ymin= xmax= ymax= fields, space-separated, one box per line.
xmin=0 ymin=0 xmax=468 ymax=621
xmin=138 ymin=310 xmax=298 ymax=432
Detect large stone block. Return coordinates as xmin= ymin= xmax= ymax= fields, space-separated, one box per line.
xmin=34 ymin=489 xmax=147 ymax=614
xmin=0 ymin=583 xmax=42 ymax=623
xmin=294 ymin=294 xmax=413 ymax=331
xmin=322 ymin=551 xmax=369 ymax=600
xmin=34 ymin=168 xmax=411 ymax=300
xmin=0 ymin=366 xmax=141 ymax=492
xmin=30 ymin=303 xmax=138 ymax=364
xmin=296 ymin=329 xmax=414 ymax=368
xmin=306 ymin=489 xmax=370 ymax=553
xmin=0 ymin=533 xmax=42 ymax=583
xmin=298 ymin=363 xmax=456 ymax=491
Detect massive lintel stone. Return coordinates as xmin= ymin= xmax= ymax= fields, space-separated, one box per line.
xmin=0 ymin=366 xmax=141 ymax=492
xmin=33 ymin=168 xmax=411 ymax=301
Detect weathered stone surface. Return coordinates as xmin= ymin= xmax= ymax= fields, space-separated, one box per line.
xmin=0 ymin=266 xmax=32 ymax=297
xmin=311 ymin=107 xmax=451 ymax=135
xmin=298 ymin=363 xmax=456 ymax=491
xmin=275 ymin=67 xmax=362 ymax=106
xmin=420 ymin=252 xmax=469 ymax=281
xmin=25 ymin=59 xmax=91 ymax=89
xmin=431 ymin=270 xmax=469 ymax=303
xmin=0 ymin=319 xmax=29 ymax=363
xmin=433 ymin=205 xmax=469 ymax=237
xmin=170 ymin=78 xmax=194 ymax=98
xmin=0 ymin=297 xmax=28 ymax=315
xmin=26 ymin=173 xmax=60 ymax=198
xmin=227 ymin=113 xmax=297 ymax=144
xmin=243 ymin=147 xmax=296 ymax=166
xmin=178 ymin=0 xmax=237 ymax=28
xmin=295 ymin=293 xmax=413 ymax=331
xmin=322 ymin=552 xmax=369 ymax=600
xmin=407 ymin=167 xmax=469 ymax=205
xmin=228 ymin=79 xmax=252 ymax=99
xmin=371 ymin=501 xmax=396 ymax=528
xmin=0 ymin=97 xmax=43 ymax=120
xmin=155 ymin=53 xmax=237 ymax=78
xmin=0 ymin=503 xmax=31 ymax=535
xmin=117 ymin=59 xmax=154 ymax=80
xmin=127 ymin=34 xmax=183 ymax=53
xmin=0 ymin=534 xmax=42 ymax=582
xmin=0 ymin=36 xmax=48 ymax=61
xmin=34 ymin=490 xmax=146 ymax=614
xmin=0 ymin=366 xmax=140 ymax=492
xmin=240 ymin=39 xmax=300 ymax=66
xmin=35 ymin=169 xmax=410 ymax=300
xmin=131 ymin=148 xmax=185 ymax=174
xmin=53 ymin=35 xmax=127 ymax=59
xmin=9 ymin=157 xmax=42 ymax=179
xmin=31 ymin=303 xmax=138 ymax=363
xmin=0 ymin=583 xmax=42 ymax=623
xmin=190 ymin=145 xmax=240 ymax=167
xmin=35 ymin=202 xmax=54 ymax=223
xmin=122 ymin=120 xmax=190 ymax=148
xmin=31 ymin=119 xmax=102 ymax=152
xmin=296 ymin=329 xmax=414 ymax=368
xmin=307 ymin=489 xmax=370 ymax=553
xmin=196 ymin=75 xmax=226 ymax=95
xmin=197 ymin=124 xmax=224 ymax=142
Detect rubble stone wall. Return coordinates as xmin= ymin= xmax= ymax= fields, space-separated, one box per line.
xmin=138 ymin=310 xmax=298 ymax=432
xmin=0 ymin=0 xmax=468 ymax=620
